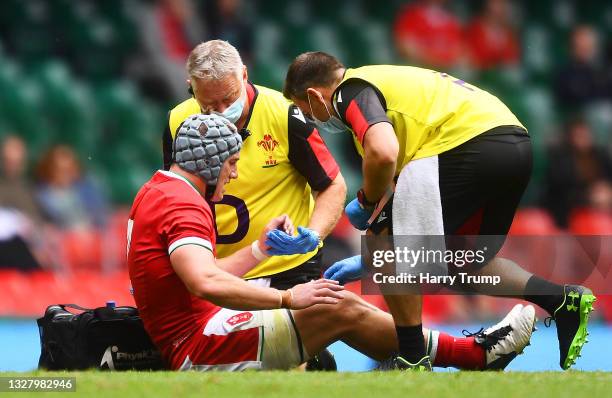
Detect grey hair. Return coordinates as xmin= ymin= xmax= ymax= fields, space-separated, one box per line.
xmin=186 ymin=40 xmax=243 ymax=81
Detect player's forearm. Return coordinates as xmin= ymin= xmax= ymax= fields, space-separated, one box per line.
xmin=215 ymin=244 xmax=261 ymax=277
xmin=198 ymin=271 xmax=284 ymax=310
xmin=171 ymin=245 xmax=277 ymax=307
xmin=309 ymin=173 xmax=347 ymax=239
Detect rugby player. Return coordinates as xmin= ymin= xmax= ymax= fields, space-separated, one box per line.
xmin=282 ymin=52 xmax=596 ymax=370
xmin=129 ymin=113 xmax=536 ymax=371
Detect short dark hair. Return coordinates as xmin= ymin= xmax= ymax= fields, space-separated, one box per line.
xmin=283 ymin=52 xmax=345 ymax=100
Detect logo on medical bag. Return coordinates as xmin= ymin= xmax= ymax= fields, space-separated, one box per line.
xmin=226 ymin=312 xmax=254 ymax=326
xmin=257 ymin=134 xmax=279 ymax=168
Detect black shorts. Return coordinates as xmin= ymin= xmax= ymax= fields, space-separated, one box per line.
xmin=267 ymin=252 xmax=323 ymax=290
xmin=369 ymin=125 xmax=532 ymax=264
xmin=438 ymin=125 xmax=532 ymax=236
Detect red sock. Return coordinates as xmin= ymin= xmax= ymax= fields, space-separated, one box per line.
xmin=432 ymin=332 xmax=485 ymax=370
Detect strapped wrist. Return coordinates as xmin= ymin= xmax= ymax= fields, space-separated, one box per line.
xmin=251 ymin=240 xmax=269 ymax=261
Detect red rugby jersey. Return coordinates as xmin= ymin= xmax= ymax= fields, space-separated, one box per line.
xmin=127 ymin=170 xmax=220 ymax=361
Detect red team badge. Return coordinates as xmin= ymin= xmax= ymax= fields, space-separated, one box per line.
xmin=226 ymin=312 xmax=254 ymax=327
xmin=257 ymin=134 xmax=279 ymax=167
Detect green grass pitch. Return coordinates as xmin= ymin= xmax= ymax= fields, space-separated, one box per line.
xmin=2 ymin=371 xmax=611 ymax=398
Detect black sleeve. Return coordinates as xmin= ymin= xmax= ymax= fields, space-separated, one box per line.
xmin=334 ymin=79 xmax=391 ymax=144
xmin=162 ymin=112 xmax=173 ymax=171
xmin=287 ymin=105 xmax=340 ymax=191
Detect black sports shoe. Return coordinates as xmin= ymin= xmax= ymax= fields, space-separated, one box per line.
xmin=544 ymin=285 xmax=596 ymax=370
xmin=305 ymin=349 xmax=337 ymax=371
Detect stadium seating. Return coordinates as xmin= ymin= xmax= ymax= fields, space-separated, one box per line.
xmin=568 ymin=208 xmax=612 ymax=235
xmin=2 ymin=0 xmax=603 ymax=206
xmin=0 ymin=269 xmax=135 ymax=317
xmin=59 ymin=229 xmax=104 ymax=272
xmin=509 ymin=208 xmax=559 ymax=235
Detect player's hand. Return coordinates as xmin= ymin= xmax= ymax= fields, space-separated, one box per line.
xmin=265 ymin=226 xmax=320 ymax=255
xmin=323 ymin=255 xmax=363 ymax=285
xmin=345 ymin=198 xmax=373 ymax=230
xmin=258 ymin=214 xmax=294 ymax=254
xmin=289 ymin=279 xmax=344 ymax=309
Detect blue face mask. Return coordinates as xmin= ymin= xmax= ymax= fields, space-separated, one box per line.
xmin=214 ymin=82 xmax=246 ymax=124
xmin=307 ymin=91 xmax=347 ymax=135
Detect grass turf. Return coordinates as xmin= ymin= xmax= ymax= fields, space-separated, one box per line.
xmin=1 ymin=371 xmax=611 ymax=398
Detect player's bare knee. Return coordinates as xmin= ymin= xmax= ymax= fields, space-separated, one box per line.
xmin=302 ymin=291 xmax=370 ymax=335
xmin=336 ymin=291 xmax=370 ymax=324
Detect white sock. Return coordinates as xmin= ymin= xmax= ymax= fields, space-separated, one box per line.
xmin=428 ymin=330 xmax=440 ymax=363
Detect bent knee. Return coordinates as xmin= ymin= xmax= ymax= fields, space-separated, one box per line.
xmin=334 ymin=291 xmax=374 ymax=324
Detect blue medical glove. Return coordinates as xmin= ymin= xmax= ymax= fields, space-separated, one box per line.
xmin=265 ymin=226 xmax=320 ymax=255
xmin=345 ymin=198 xmax=373 ymax=230
xmin=323 ymin=255 xmax=363 ymax=285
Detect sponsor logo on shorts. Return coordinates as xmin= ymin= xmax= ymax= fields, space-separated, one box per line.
xmin=226 ymin=312 xmax=254 ymax=326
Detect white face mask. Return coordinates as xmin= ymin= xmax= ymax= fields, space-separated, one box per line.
xmin=307 ymin=91 xmax=347 ymax=135
xmin=213 ymin=81 xmax=246 ymax=124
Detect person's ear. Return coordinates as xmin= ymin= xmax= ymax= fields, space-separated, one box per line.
xmin=187 ymin=79 xmax=194 ymax=97
xmin=242 ymin=66 xmax=248 ymax=82
xmin=306 ymin=87 xmax=317 ymax=99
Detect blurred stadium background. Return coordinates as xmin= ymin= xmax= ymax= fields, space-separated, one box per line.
xmin=1 ymin=0 xmax=611 ymax=371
